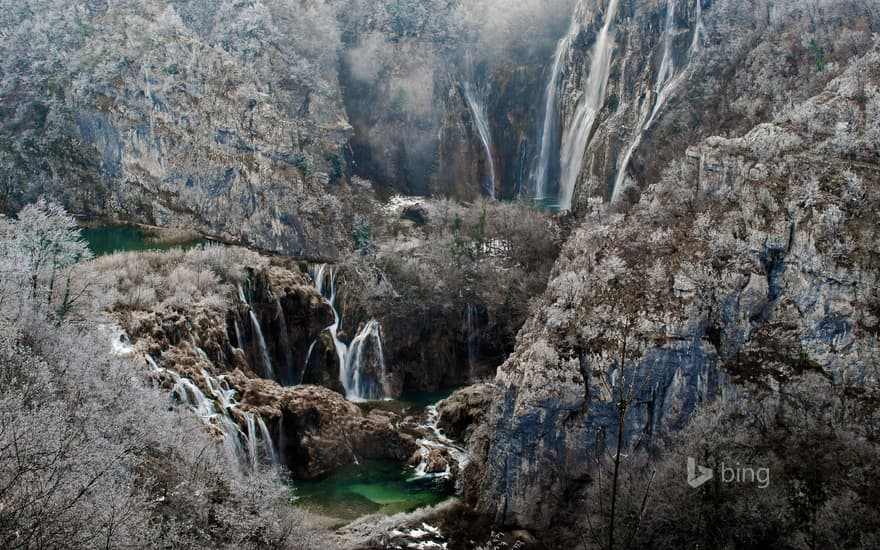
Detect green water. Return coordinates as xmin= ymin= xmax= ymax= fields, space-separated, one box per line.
xmin=293 ymin=459 xmax=454 ymax=521
xmin=80 ymin=225 xmax=205 ymax=256
xmin=530 ymin=197 xmax=562 ymax=213
xmin=295 ymin=389 xmax=457 ymax=521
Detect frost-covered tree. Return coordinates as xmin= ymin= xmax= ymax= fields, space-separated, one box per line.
xmin=0 ymin=198 xmax=92 ymax=317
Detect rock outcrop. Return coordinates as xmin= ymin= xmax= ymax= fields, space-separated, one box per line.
xmin=237 ymin=381 xmax=418 ymax=479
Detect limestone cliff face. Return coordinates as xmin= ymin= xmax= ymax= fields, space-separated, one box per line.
xmin=462 ymin=38 xmax=880 ymax=530
xmin=2 ymin=1 xmax=351 ymax=256
xmin=543 ymin=0 xmax=879 ymax=209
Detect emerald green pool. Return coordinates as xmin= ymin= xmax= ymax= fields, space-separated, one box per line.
xmin=80 ymin=225 xmax=205 ymax=256
xmin=293 ymin=459 xmax=454 ymax=521
xmin=294 ymin=389 xmax=457 ymax=521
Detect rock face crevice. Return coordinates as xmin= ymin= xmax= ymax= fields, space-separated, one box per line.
xmin=461 ymin=38 xmax=880 ymax=531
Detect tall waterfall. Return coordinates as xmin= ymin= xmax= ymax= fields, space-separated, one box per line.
xmin=645 ymin=0 xmax=678 ymax=129
xmin=310 ymin=264 xmax=389 ymax=401
xmin=146 ymin=354 xmax=277 ymax=474
xmin=463 ymin=54 xmax=496 ymax=199
xmin=690 ymin=0 xmax=704 ymax=55
xmin=612 ymin=0 xmax=705 ymax=201
xmin=532 ymin=0 xmax=586 ymax=201
xmin=558 ymin=0 xmax=620 ymax=211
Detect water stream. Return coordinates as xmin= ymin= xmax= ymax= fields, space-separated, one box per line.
xmin=310 ymin=264 xmax=389 ymax=401
xmin=612 ymin=0 xmax=705 ymax=201
xmin=558 ymin=0 xmax=620 ymax=211
xmin=145 ymin=353 xmax=276 ymax=475
xmin=532 ymin=0 xmax=586 ymax=201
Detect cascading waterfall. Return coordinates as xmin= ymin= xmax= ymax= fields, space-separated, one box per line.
xmin=412 ymin=404 xmax=469 ymax=480
xmin=645 ymin=0 xmax=678 ymax=129
xmin=463 ymin=54 xmax=497 ymax=199
xmin=145 ymin=353 xmax=277 ymax=473
xmin=532 ymin=0 xmax=586 ymax=201
xmin=310 ymin=264 xmax=389 ymax=401
xmin=302 ymin=339 xmax=317 ymax=384
xmin=612 ymin=0 xmax=704 ymax=201
xmin=690 ymin=0 xmax=704 ymax=56
xmin=235 ymin=282 xmax=277 ymax=382
xmin=233 ymin=317 xmax=246 ymax=351
xmin=344 ymin=319 xmax=388 ymax=401
xmin=275 ymin=299 xmax=294 ymax=385
xmin=558 ymin=0 xmax=620 ymax=211
xmin=249 ymin=310 xmax=276 ymax=381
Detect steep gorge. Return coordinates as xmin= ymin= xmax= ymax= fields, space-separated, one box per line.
xmin=2 ymin=0 xmax=879 ymax=545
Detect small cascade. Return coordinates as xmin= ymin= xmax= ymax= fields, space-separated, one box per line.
xmin=275 ymin=299 xmax=295 ymax=385
xmin=245 ymin=412 xmax=259 ymax=470
xmin=257 ymin=416 xmax=278 ymax=466
xmin=249 ymin=310 xmax=276 ymax=380
xmin=145 ymin=353 xmax=277 ymax=474
xmin=233 ymin=317 xmax=246 ymax=350
xmin=310 ymin=264 xmax=389 ymax=401
xmin=237 ymin=283 xmax=248 ymax=305
xmin=532 ymin=0 xmax=586 ymax=200
xmin=558 ymin=0 xmax=621 ymax=211
xmin=462 ymin=52 xmax=495 ymax=199
xmin=411 ymin=404 xmax=469 ymax=480
xmin=302 ymin=339 xmax=317 ymax=384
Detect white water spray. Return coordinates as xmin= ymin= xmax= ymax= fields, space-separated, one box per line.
xmin=145 ymin=353 xmax=277 ymax=474
xmin=612 ymin=0 xmax=705 ymax=202
xmin=532 ymin=0 xmax=586 ymax=200
xmin=558 ymin=0 xmax=620 ymax=211
xmin=275 ymin=299 xmax=294 ymax=385
xmin=249 ymin=310 xmax=276 ymax=381
xmin=310 ymin=265 xmax=389 ymax=401
xmin=411 ymin=404 xmax=469 ymax=480
xmin=463 ymin=53 xmax=496 ymax=199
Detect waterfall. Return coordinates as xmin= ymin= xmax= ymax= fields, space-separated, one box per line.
xmin=644 ymin=0 xmax=678 ymax=129
xmin=690 ymin=0 xmax=704 ymax=56
xmin=558 ymin=0 xmax=620 ymax=211
xmin=249 ymin=310 xmax=276 ymax=381
xmin=275 ymin=299 xmax=294 ymax=385
xmin=463 ymin=53 xmax=496 ymax=199
xmin=344 ymin=319 xmax=388 ymax=401
xmin=532 ymin=0 xmax=586 ymax=200
xmin=233 ymin=316 xmax=246 ymax=350
xmin=310 ymin=264 xmax=389 ymax=401
xmin=302 ymin=339 xmax=317 ymax=384
xmin=463 ymin=82 xmax=497 ymax=199
xmin=245 ymin=412 xmax=259 ymax=470
xmin=257 ymin=416 xmax=278 ymax=466
xmin=145 ymin=354 xmax=277 ymax=474
xmin=237 ymin=283 xmax=247 ymax=304
xmin=411 ymin=404 xmax=469 ymax=480
xmin=611 ymin=94 xmax=652 ymax=203
xmin=613 ymin=0 xmax=704 ymax=201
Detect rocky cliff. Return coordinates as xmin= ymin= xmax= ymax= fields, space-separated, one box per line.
xmin=2 ymin=1 xmax=351 ymax=256
xmin=542 ymin=0 xmax=879 ymax=209
xmin=462 ymin=29 xmax=880 ymax=530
